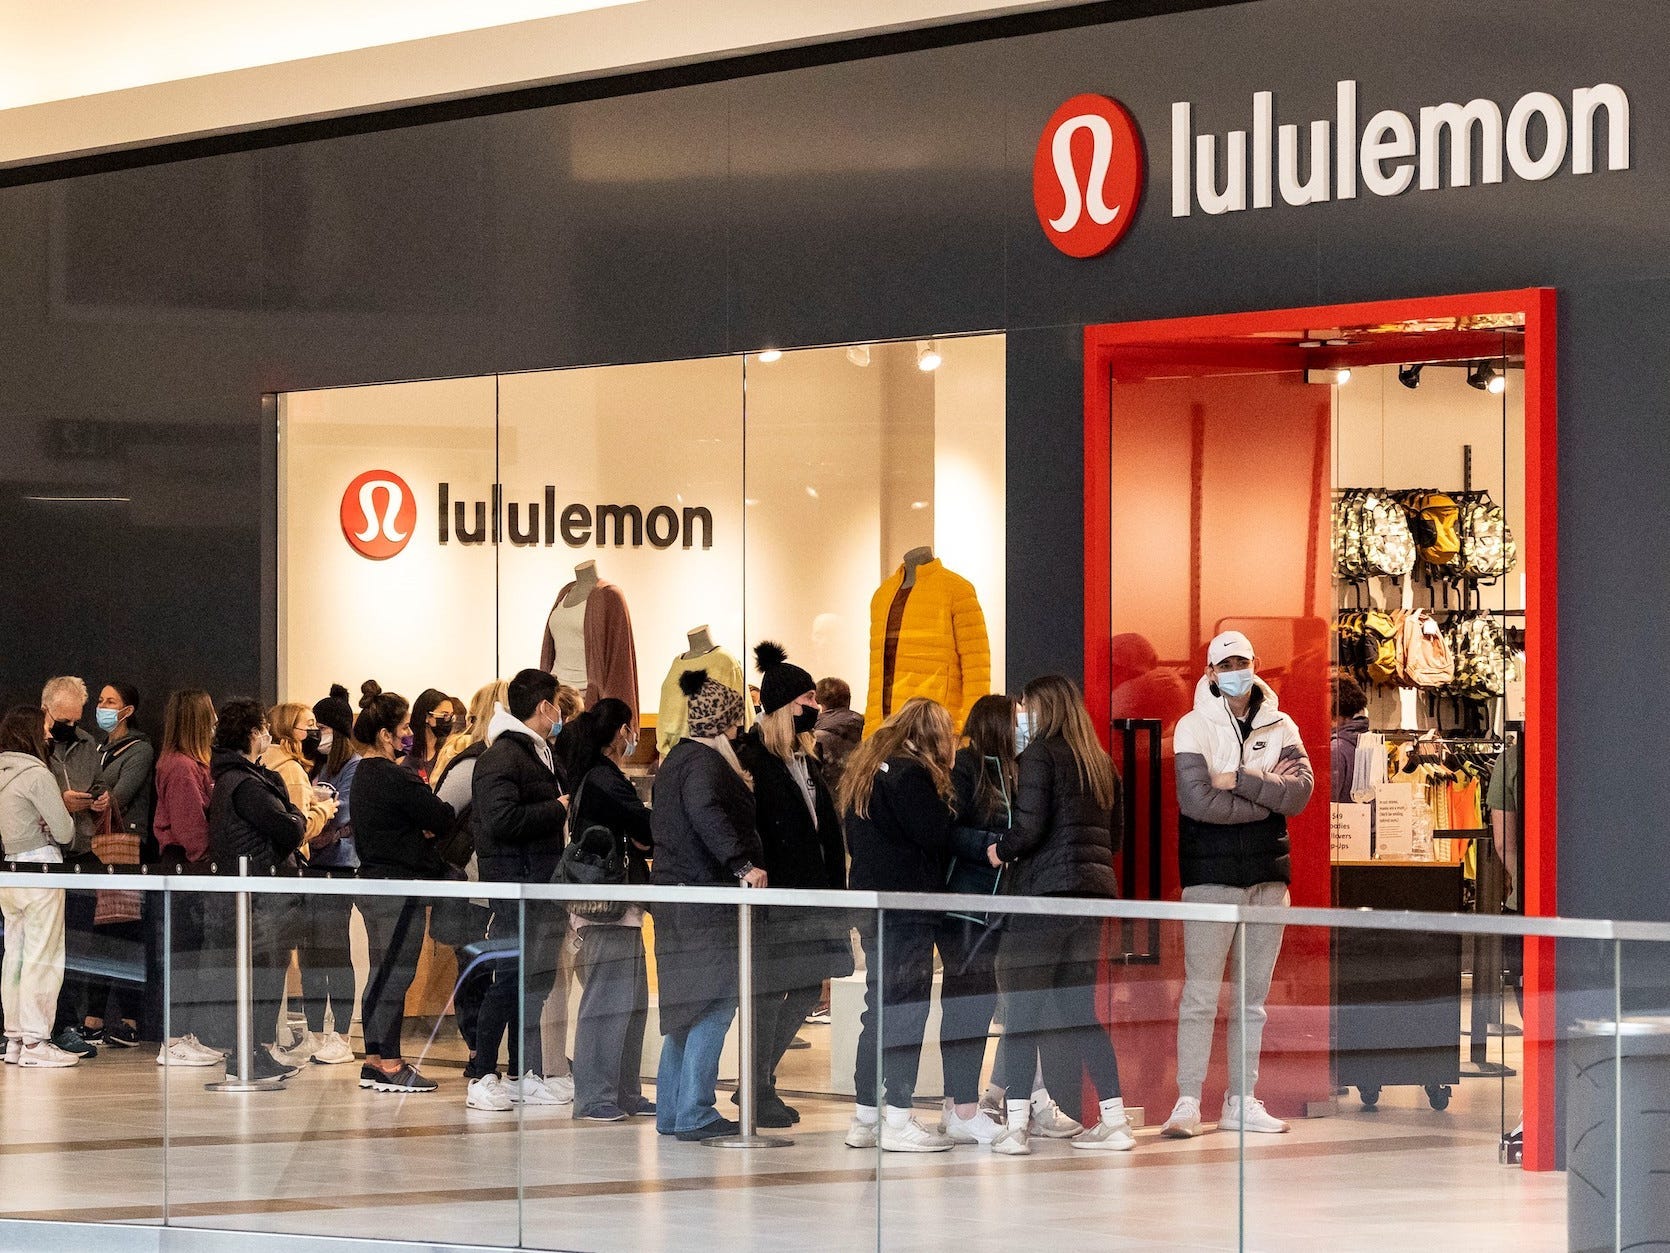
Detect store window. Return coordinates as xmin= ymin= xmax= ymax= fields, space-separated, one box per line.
xmin=276 ymin=335 xmax=1005 ymax=743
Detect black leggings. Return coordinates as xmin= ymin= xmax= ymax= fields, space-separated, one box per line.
xmin=853 ymin=916 xmax=936 ymax=1109
xmin=358 ymin=895 xmax=428 ymax=1060
xmin=996 ymin=914 xmax=1121 ymax=1115
xmin=935 ymin=916 xmax=1005 ymax=1105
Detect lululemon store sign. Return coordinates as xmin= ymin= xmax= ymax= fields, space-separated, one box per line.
xmin=1034 ymin=79 xmax=1631 ymax=256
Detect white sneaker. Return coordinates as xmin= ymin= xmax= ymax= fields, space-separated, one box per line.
xmin=156 ymin=1039 xmax=220 ymax=1068
xmin=879 ymin=1116 xmax=955 ymax=1153
xmin=467 ymin=1073 xmax=514 ymax=1112
xmin=1220 ymin=1096 xmax=1288 ymax=1135
xmin=546 ymin=1073 xmax=575 ymax=1104
xmin=507 ymin=1072 xmax=569 ymax=1106
xmin=844 ymin=1116 xmax=879 ymax=1149
xmin=4 ymin=1038 xmax=20 ymax=1065
xmin=20 ymin=1041 xmax=80 ymax=1068
xmin=977 ymin=1083 xmax=1005 ymax=1120
xmin=271 ymin=1030 xmax=319 ymax=1066
xmin=180 ymin=1034 xmax=224 ymax=1063
xmin=1029 ymin=1100 xmax=1083 ymax=1138
xmin=309 ymin=1032 xmax=357 ymax=1065
xmin=1161 ymin=1096 xmax=1203 ymax=1139
xmin=1072 ymin=1120 xmax=1137 ymax=1151
xmin=942 ymin=1104 xmax=1004 ymax=1145
xmin=991 ymin=1125 xmax=1031 ymax=1156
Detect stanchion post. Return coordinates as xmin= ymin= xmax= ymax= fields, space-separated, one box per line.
xmin=206 ymin=856 xmax=285 ymax=1092
xmin=707 ymin=893 xmax=792 ymax=1149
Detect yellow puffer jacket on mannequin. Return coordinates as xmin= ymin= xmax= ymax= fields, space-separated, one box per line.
xmin=865 ymin=559 xmax=991 ymax=733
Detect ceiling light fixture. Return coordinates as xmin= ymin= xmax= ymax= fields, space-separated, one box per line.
xmin=756 ymin=348 xmax=782 ymax=364
xmin=916 ymin=340 xmax=943 ymax=372
xmin=1397 ymin=363 xmax=1424 ymax=389
xmin=846 ymin=345 xmax=871 ymax=368
xmin=1466 ymin=360 xmax=1507 ymax=394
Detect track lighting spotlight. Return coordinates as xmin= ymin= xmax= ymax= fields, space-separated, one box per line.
xmin=917 ymin=340 xmax=943 ymax=372
xmin=1397 ymin=363 xmax=1423 ymax=389
xmin=1467 ymin=361 xmax=1506 ymax=394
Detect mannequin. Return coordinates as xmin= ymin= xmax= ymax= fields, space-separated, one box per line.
xmin=683 ymin=625 xmax=717 ymax=658
xmin=658 ymin=632 xmax=752 ymax=756
xmin=901 ymin=545 xmax=935 ymax=589
xmin=561 ymin=560 xmax=600 ymax=608
xmin=865 ymin=548 xmax=991 ymax=732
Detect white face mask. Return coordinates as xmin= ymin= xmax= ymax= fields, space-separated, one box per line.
xmin=319 ymin=730 xmax=334 ymax=754
xmin=1015 ymin=711 xmax=1035 ymax=753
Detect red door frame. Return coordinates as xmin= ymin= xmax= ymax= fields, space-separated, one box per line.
xmin=1082 ymin=288 xmax=1558 ymax=1170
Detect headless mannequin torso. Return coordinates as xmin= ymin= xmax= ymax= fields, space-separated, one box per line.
xmin=561 ymin=560 xmax=599 ymax=608
xmin=683 ymin=625 xmax=716 ymax=659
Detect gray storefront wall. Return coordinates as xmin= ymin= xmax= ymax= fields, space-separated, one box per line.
xmin=0 ymin=0 xmax=1665 ymax=936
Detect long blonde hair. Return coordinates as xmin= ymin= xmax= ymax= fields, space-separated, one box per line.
xmin=465 ymin=680 xmax=508 ymax=746
xmin=1021 ymin=675 xmax=1116 ymax=810
xmin=267 ymin=701 xmax=311 ymax=752
xmin=838 ymin=697 xmax=956 ymax=819
xmin=758 ymin=702 xmax=813 ymax=764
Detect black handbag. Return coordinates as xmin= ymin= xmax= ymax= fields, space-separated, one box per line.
xmin=555 ymin=776 xmax=630 ymax=923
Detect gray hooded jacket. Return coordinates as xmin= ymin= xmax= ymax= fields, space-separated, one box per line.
xmin=0 ymin=752 xmax=76 ymax=858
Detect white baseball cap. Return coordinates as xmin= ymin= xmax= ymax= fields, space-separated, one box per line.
xmin=1207 ymin=630 xmax=1256 ymax=667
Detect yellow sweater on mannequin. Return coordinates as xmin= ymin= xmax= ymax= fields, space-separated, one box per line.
xmin=865 ymin=559 xmax=991 ymax=733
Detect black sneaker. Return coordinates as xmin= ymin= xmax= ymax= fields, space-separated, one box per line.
xmin=675 ymin=1117 xmax=740 ymax=1142
xmin=359 ymin=1063 xmax=381 ymax=1090
xmin=371 ymin=1063 xmax=436 ymax=1094
xmin=80 ymin=1025 xmax=106 ymax=1045
xmin=754 ymin=1096 xmax=798 ymax=1129
xmin=52 ymin=1028 xmax=97 ymax=1058
xmin=580 ymin=1103 xmax=628 ymax=1123
xmin=623 ymin=1098 xmax=658 ymax=1118
xmin=103 ymin=1023 xmax=140 ymax=1049
xmin=244 ymin=1050 xmax=297 ymax=1082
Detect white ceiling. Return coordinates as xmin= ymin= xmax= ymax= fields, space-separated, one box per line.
xmin=0 ymin=0 xmax=1102 ymax=169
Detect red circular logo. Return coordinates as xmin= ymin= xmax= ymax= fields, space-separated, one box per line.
xmin=1033 ymin=94 xmax=1145 ymax=258
xmin=341 ymin=469 xmax=417 ymax=561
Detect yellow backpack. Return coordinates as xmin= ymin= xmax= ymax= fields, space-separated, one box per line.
xmin=1402 ymin=491 xmax=1460 ymax=567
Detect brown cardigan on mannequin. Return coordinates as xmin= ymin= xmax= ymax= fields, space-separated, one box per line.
xmin=538 ymin=580 xmax=640 ymax=722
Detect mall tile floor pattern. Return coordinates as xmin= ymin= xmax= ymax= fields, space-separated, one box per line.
xmin=0 ymin=1024 xmax=1559 ymax=1251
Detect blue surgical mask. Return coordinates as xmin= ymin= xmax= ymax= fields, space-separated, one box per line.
xmin=1216 ymin=669 xmax=1255 ymax=699
xmin=96 ymin=709 xmax=120 ymax=733
xmin=1015 ymin=711 xmax=1034 ymax=753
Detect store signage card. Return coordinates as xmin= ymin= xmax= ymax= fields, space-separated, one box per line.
xmin=1331 ymin=803 xmax=1372 ymax=861
xmin=1373 ymin=783 xmax=1416 ymax=859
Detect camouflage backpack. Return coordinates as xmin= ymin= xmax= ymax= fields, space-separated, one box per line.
xmin=1455 ymin=494 xmax=1517 ymax=583
xmin=1446 ymin=612 xmax=1519 ymax=700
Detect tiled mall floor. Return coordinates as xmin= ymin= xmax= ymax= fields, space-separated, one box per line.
xmin=0 ymin=1023 xmax=1559 ymax=1252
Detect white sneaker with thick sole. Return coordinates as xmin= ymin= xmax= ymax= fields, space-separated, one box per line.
xmin=3 ymin=1038 xmax=20 ymax=1065
xmin=310 ymin=1032 xmax=356 ymax=1065
xmin=845 ymin=1117 xmax=879 ymax=1149
xmin=991 ymin=1125 xmax=1032 ymax=1156
xmin=180 ymin=1034 xmax=224 ymax=1063
xmin=507 ymin=1072 xmax=567 ymax=1106
xmin=1071 ymin=1121 xmax=1137 ymax=1151
xmin=879 ymin=1116 xmax=956 ymax=1153
xmin=546 ymin=1073 xmax=575 ymax=1104
xmin=1161 ymin=1096 xmax=1203 ymax=1139
xmin=20 ymin=1041 xmax=81 ymax=1068
xmin=942 ymin=1105 xmax=1004 ymax=1145
xmin=157 ymin=1039 xmax=220 ymax=1068
xmin=1029 ymin=1101 xmax=1083 ymax=1139
xmin=467 ymin=1074 xmax=514 ymax=1112
xmin=1220 ymin=1096 xmax=1288 ymax=1134
xmin=271 ymin=1030 xmax=319 ymax=1067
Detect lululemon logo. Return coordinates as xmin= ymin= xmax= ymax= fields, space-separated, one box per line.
xmin=341 ymin=470 xmax=416 ymax=561
xmin=1033 ymin=94 xmax=1145 ymax=258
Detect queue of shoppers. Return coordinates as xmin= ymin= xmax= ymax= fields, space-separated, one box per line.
xmin=0 ymin=626 xmax=1311 ymax=1157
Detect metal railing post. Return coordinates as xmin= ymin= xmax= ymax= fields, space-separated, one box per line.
xmin=707 ymin=894 xmax=792 ymax=1149
xmin=207 ymin=856 xmax=284 ymax=1092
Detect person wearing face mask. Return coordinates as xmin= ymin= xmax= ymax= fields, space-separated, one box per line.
xmin=467 ymin=668 xmax=573 ymax=1108
xmin=564 ymin=697 xmax=655 ymax=1122
xmin=202 ymin=699 xmax=309 ymax=1085
xmin=1162 ymin=631 xmax=1314 ymax=1141
xmin=731 ymin=643 xmax=851 ymax=1129
xmin=651 ymin=669 xmax=763 ymax=1141
xmin=76 ymin=683 xmax=156 ymax=1050
xmin=402 ymin=688 xmax=454 ymax=784
xmin=40 ymin=676 xmax=107 ymax=1058
xmin=351 ymin=687 xmax=456 ymax=1094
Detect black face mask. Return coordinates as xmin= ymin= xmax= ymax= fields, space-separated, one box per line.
xmin=49 ymin=719 xmax=78 ymax=745
xmin=432 ymin=719 xmax=454 ymax=740
xmin=792 ymin=706 xmax=819 ymax=737
xmin=302 ymin=730 xmax=323 ymax=758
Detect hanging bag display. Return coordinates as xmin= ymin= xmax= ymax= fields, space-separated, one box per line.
xmin=1401 ymin=491 xmax=1461 ymax=567
xmin=1455 ymin=494 xmax=1518 ymax=582
xmin=1396 ymin=608 xmax=1456 ymax=688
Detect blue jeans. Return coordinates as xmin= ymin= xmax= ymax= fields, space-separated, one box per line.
xmin=655 ymin=998 xmax=736 ymax=1135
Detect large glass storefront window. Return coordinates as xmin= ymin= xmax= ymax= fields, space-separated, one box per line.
xmin=276 ymin=334 xmax=1005 ymax=748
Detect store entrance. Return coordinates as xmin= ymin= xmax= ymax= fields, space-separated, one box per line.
xmin=1083 ymin=291 xmax=1558 ymax=1168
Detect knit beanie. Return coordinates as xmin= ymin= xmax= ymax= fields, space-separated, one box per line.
xmin=313 ymin=684 xmax=355 ymax=739
xmin=680 ymin=669 xmax=745 ymax=738
xmin=754 ymin=642 xmax=816 ymax=716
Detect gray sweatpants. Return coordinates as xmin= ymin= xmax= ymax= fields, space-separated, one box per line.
xmin=1175 ymin=882 xmax=1288 ymax=1101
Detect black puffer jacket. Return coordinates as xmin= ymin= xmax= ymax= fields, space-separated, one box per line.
xmin=207 ymin=749 xmax=306 ymax=875
xmin=650 ymin=739 xmax=760 ymax=887
xmin=473 ymin=730 xmax=569 ymax=883
xmin=994 ymin=735 xmax=1121 ymax=899
xmin=845 ymin=755 xmax=955 ymax=894
xmin=734 ymin=728 xmax=845 ymax=891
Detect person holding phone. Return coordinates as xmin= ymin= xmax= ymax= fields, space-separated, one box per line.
xmin=40 ymin=676 xmax=105 ymax=1058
